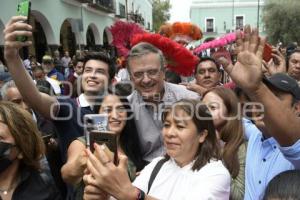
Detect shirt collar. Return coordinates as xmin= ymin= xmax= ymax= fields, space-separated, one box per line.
xmin=77 ymin=94 xmax=90 ymax=107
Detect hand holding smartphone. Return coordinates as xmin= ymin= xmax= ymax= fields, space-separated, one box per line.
xmin=263 ymin=43 xmax=273 ymax=62
xmin=84 ymin=114 xmax=109 ymax=133
xmin=16 ymin=0 xmax=31 ymax=42
xmin=89 ymin=130 xmax=118 ymax=165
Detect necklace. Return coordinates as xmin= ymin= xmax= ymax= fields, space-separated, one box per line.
xmin=0 ymin=189 xmax=9 ymax=195
xmin=0 ymin=183 xmax=17 ymax=195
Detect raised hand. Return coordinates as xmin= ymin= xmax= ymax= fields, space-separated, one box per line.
xmin=4 ymin=16 xmax=32 ymax=61
xmin=265 ymin=48 xmax=286 ymax=75
xmin=219 ymin=25 xmax=266 ymax=94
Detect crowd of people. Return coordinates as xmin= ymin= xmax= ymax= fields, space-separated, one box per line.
xmin=0 ymin=15 xmax=299 ymax=200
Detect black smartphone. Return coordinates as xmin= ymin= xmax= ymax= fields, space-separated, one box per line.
xmin=89 ymin=130 xmax=118 ymax=165
xmin=16 ymin=0 xmax=31 ymax=42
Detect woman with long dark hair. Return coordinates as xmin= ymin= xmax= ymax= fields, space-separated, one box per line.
xmin=61 ymin=92 xmax=145 ymax=199
xmin=202 ymin=87 xmax=246 ymax=200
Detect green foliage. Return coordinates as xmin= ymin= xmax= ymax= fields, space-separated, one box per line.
xmin=152 ymin=0 xmax=171 ymax=32
xmin=263 ymin=0 xmax=300 ymax=45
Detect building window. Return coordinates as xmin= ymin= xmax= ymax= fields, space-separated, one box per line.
xmin=206 ymin=18 xmax=214 ymax=32
xmin=236 ymin=16 xmax=244 ymax=30
xmin=119 ymin=3 xmax=126 ymax=18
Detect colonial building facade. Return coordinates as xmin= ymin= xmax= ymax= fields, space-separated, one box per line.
xmin=190 ymin=0 xmax=266 ymax=41
xmin=0 ymin=0 xmax=153 ymax=61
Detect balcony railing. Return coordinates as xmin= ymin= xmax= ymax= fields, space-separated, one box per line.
xmin=128 ymin=11 xmax=145 ymax=25
xmin=90 ymin=0 xmax=115 ymax=13
xmin=75 ymin=0 xmax=93 ymax=3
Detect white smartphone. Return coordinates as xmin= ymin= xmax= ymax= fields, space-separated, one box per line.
xmin=84 ymin=114 xmax=109 ymax=148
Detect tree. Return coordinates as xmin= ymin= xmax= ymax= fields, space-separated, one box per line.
xmin=263 ymin=0 xmax=300 ymax=46
xmin=152 ymin=0 xmax=171 ymax=32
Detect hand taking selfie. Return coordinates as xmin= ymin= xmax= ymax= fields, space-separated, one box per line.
xmin=83 ymin=144 xmax=136 ymax=200
xmin=4 ymin=16 xmax=32 ymax=61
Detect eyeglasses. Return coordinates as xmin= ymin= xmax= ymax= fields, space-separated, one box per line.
xmin=131 ymin=69 xmax=161 ymax=80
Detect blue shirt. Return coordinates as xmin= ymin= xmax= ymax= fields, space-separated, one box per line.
xmin=243 ymin=118 xmax=300 ymax=200
xmin=48 ymin=68 xmax=65 ymax=81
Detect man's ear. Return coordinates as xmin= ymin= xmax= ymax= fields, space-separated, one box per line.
xmin=198 ymin=129 xmax=208 ymax=144
xmin=293 ymin=101 xmax=300 ymax=117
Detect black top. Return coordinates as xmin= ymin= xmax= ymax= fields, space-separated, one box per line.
xmin=1 ymin=167 xmax=62 ymax=200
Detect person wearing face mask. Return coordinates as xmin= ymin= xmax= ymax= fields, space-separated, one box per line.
xmin=0 ymin=101 xmax=61 ymax=200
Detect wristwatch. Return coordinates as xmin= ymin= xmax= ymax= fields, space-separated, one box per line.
xmin=136 ymin=188 xmax=145 ymax=200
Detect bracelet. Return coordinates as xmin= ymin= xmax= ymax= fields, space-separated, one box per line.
xmin=135 ymin=187 xmax=145 ymax=200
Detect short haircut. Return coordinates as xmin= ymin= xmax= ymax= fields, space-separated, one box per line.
xmin=1 ymin=80 xmax=17 ymax=100
xmin=31 ymin=65 xmax=44 ymax=73
xmin=126 ymin=42 xmax=166 ymax=73
xmin=264 ymin=170 xmax=300 ymax=200
xmin=83 ymin=52 xmax=115 ymax=82
xmin=195 ymin=57 xmax=220 ymax=75
xmin=73 ymin=56 xmax=85 ymax=67
xmin=286 ymin=48 xmax=300 ymax=70
xmin=165 ymin=70 xmax=181 ymax=84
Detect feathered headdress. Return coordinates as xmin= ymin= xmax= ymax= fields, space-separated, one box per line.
xmin=159 ymin=22 xmax=203 ymax=45
xmin=193 ymin=32 xmax=239 ymax=54
xmin=109 ymin=21 xmax=145 ymax=57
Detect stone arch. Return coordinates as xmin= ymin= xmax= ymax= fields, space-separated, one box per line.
xmin=31 ymin=10 xmax=56 ymax=45
xmin=60 ymin=18 xmax=79 ymax=56
xmin=103 ymin=27 xmax=113 ymax=45
xmin=87 ymin=23 xmax=101 ymax=45
xmin=0 ymin=20 xmax=4 ymax=45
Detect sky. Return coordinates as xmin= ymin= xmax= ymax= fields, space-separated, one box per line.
xmin=169 ymin=0 xmax=193 ymax=23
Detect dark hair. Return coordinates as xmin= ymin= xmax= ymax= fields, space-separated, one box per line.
xmin=94 ymin=89 xmax=146 ymax=171
xmin=264 ymin=170 xmax=300 ymax=200
xmin=36 ymin=79 xmax=54 ymax=95
xmin=165 ymin=70 xmax=181 ymax=84
xmin=83 ymin=52 xmax=116 ymax=82
xmin=203 ymin=87 xmax=244 ymax=178
xmin=195 ymin=57 xmax=221 ymax=75
xmin=73 ymin=56 xmax=85 ymax=67
xmin=162 ymin=99 xmax=220 ymax=171
xmin=286 ymin=48 xmax=300 ymax=70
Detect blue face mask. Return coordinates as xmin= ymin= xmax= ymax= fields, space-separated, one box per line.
xmin=0 ymin=141 xmax=15 ymax=173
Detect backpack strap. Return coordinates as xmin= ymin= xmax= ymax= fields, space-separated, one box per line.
xmin=147 ymin=158 xmax=168 ymax=194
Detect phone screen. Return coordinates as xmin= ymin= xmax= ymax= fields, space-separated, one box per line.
xmin=84 ymin=114 xmax=109 ymax=149
xmin=263 ymin=43 xmax=273 ymax=62
xmin=89 ymin=130 xmax=118 ymax=165
xmin=84 ymin=114 xmax=109 ymax=132
xmin=16 ymin=0 xmax=31 ymax=42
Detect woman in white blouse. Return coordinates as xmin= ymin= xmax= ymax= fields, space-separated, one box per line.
xmin=83 ymin=99 xmax=230 ymax=200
